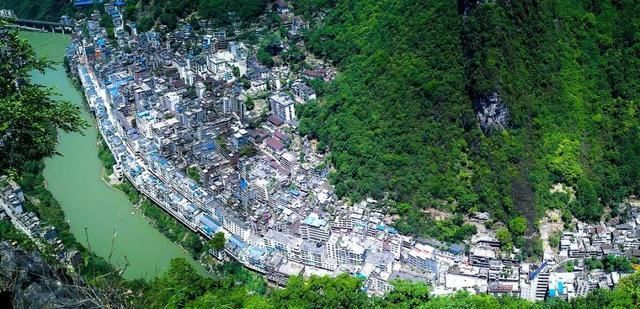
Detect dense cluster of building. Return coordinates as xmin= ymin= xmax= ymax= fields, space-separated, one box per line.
xmin=559 ymin=217 xmax=640 ymax=259
xmin=437 ymin=210 xmax=640 ymax=301
xmin=55 ymin=0 xmax=640 ymax=298
xmin=0 ymin=177 xmax=83 ymax=267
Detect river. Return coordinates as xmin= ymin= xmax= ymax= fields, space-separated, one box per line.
xmin=20 ymin=31 xmax=204 ymax=280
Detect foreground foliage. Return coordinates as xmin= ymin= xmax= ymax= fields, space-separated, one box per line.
xmin=0 ymin=26 xmax=86 ymax=172
xmin=0 ymin=26 xmax=125 ymax=295
xmin=135 ymin=256 xmax=640 ymax=308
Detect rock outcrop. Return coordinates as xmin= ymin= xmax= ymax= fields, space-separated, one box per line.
xmin=473 ymin=92 xmax=509 ymax=134
xmin=0 ymin=242 xmax=104 ymax=308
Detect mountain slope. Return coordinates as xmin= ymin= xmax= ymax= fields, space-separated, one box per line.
xmin=0 ymin=0 xmax=73 ymax=21
xmin=296 ymin=0 xmax=640 ymax=233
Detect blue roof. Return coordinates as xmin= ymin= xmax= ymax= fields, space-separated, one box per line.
xmin=529 ymin=261 xmax=548 ymax=281
xmin=229 ymin=236 xmax=247 ymax=249
xmin=74 ymin=0 xmax=102 ymax=7
xmin=202 ymin=142 xmax=215 ymax=151
xmin=240 ymin=178 xmax=248 ymax=190
xmin=558 ymin=281 xmax=564 ymax=295
xmin=303 ymin=214 xmax=327 ymax=227
xmin=107 ymin=76 xmax=133 ymax=97
xmin=248 ymin=246 xmax=265 ymax=259
xmin=449 ymin=243 xmax=464 ymax=254
xmin=200 ymin=215 xmax=221 ymax=234
xmin=200 ymin=215 xmax=220 ymax=229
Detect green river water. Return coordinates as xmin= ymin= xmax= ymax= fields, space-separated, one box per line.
xmin=20 ymin=31 xmax=203 ymax=279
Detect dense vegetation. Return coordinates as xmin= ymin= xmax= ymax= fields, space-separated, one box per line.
xmin=296 ymin=0 xmax=640 ymax=236
xmin=0 ymin=25 xmax=86 ymax=172
xmin=0 ymin=26 xmax=116 ymax=279
xmin=132 ymin=256 xmax=640 ymax=308
xmin=584 ymin=255 xmax=635 ymax=273
xmin=2 ymin=2 xmax=639 ymax=307
xmin=0 ymin=0 xmax=73 ymax=21
xmin=97 ymin=137 xmax=116 ymax=174
xmin=0 ymin=220 xmax=37 ymax=251
xmin=125 ymin=0 xmax=269 ymax=32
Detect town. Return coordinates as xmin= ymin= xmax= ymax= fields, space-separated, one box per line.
xmin=2 ymin=0 xmax=639 ymax=301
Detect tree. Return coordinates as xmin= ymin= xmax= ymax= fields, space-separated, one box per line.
xmin=0 ymin=25 xmax=86 ymax=171
xmin=614 ymin=271 xmax=640 ymax=306
xmin=257 ymin=48 xmax=274 ymax=67
xmin=187 ymin=166 xmax=200 ymax=182
xmin=508 ymin=216 xmax=527 ymax=236
xmin=496 ymin=227 xmax=512 ymax=250
xmin=571 ymin=178 xmax=603 ymax=222
xmin=159 ymin=12 xmax=177 ymax=30
xmin=239 ymin=144 xmax=258 ymax=157
xmin=133 ymin=259 xmax=640 ymax=308
xmin=585 ymin=257 xmax=604 ymax=270
xmin=602 ymin=255 xmax=633 ymax=273
xmin=381 ymin=280 xmax=430 ymax=308
xmin=271 ymin=274 xmax=369 ymax=308
xmin=565 ymin=261 xmax=574 ymax=272
xmin=549 ymin=231 xmax=561 ymax=249
xmin=260 ymin=34 xmax=282 ymax=56
xmin=283 ymin=45 xmax=305 ymax=64
xmin=98 ymin=139 xmax=117 ymax=172
xmin=295 ymin=0 xmax=640 ymax=243
xmin=140 ymin=258 xmax=214 ymax=308
xmin=245 ymin=96 xmax=255 ymax=110
xmin=531 ymin=237 xmax=544 ymax=259
xmin=137 ymin=16 xmax=154 ymax=32
xmin=209 ymin=232 xmax=226 ymax=252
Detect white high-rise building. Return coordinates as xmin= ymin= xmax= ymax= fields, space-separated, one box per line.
xmin=269 ymin=92 xmax=296 ymax=122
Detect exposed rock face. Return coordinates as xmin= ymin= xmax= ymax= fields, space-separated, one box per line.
xmin=459 ymin=0 xmax=478 ymax=16
xmin=459 ymin=0 xmax=491 ymax=17
xmin=460 ymin=0 xmax=509 ymax=134
xmin=0 ymin=242 xmax=102 ymax=308
xmin=473 ymin=92 xmax=509 ymax=134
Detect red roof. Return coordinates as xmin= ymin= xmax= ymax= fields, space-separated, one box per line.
xmin=268 ymin=114 xmax=284 ymax=126
xmin=265 ymin=137 xmax=284 ymax=151
xmin=304 ymin=69 xmax=325 ymax=78
xmin=274 ymin=130 xmax=288 ymax=141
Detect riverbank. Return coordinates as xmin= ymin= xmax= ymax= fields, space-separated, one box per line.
xmin=113 ymin=179 xmax=209 ymax=261
xmin=19 ymin=30 xmax=205 ymax=280
xmin=8 ymin=31 xmax=126 ymax=280
xmin=79 ymin=66 xmax=210 ymax=265
xmin=18 ymin=160 xmax=122 ymax=278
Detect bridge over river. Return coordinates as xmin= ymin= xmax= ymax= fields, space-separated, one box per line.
xmin=1 ymin=10 xmax=73 ymax=33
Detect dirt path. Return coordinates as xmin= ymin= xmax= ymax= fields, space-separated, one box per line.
xmin=538 ymin=210 xmax=563 ymax=261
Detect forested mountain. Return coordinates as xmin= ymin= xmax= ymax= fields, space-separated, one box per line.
xmin=296 ymin=0 xmax=640 ymax=233
xmin=122 ymin=0 xmax=269 ymax=32
xmin=0 ymin=0 xmax=73 ymax=21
